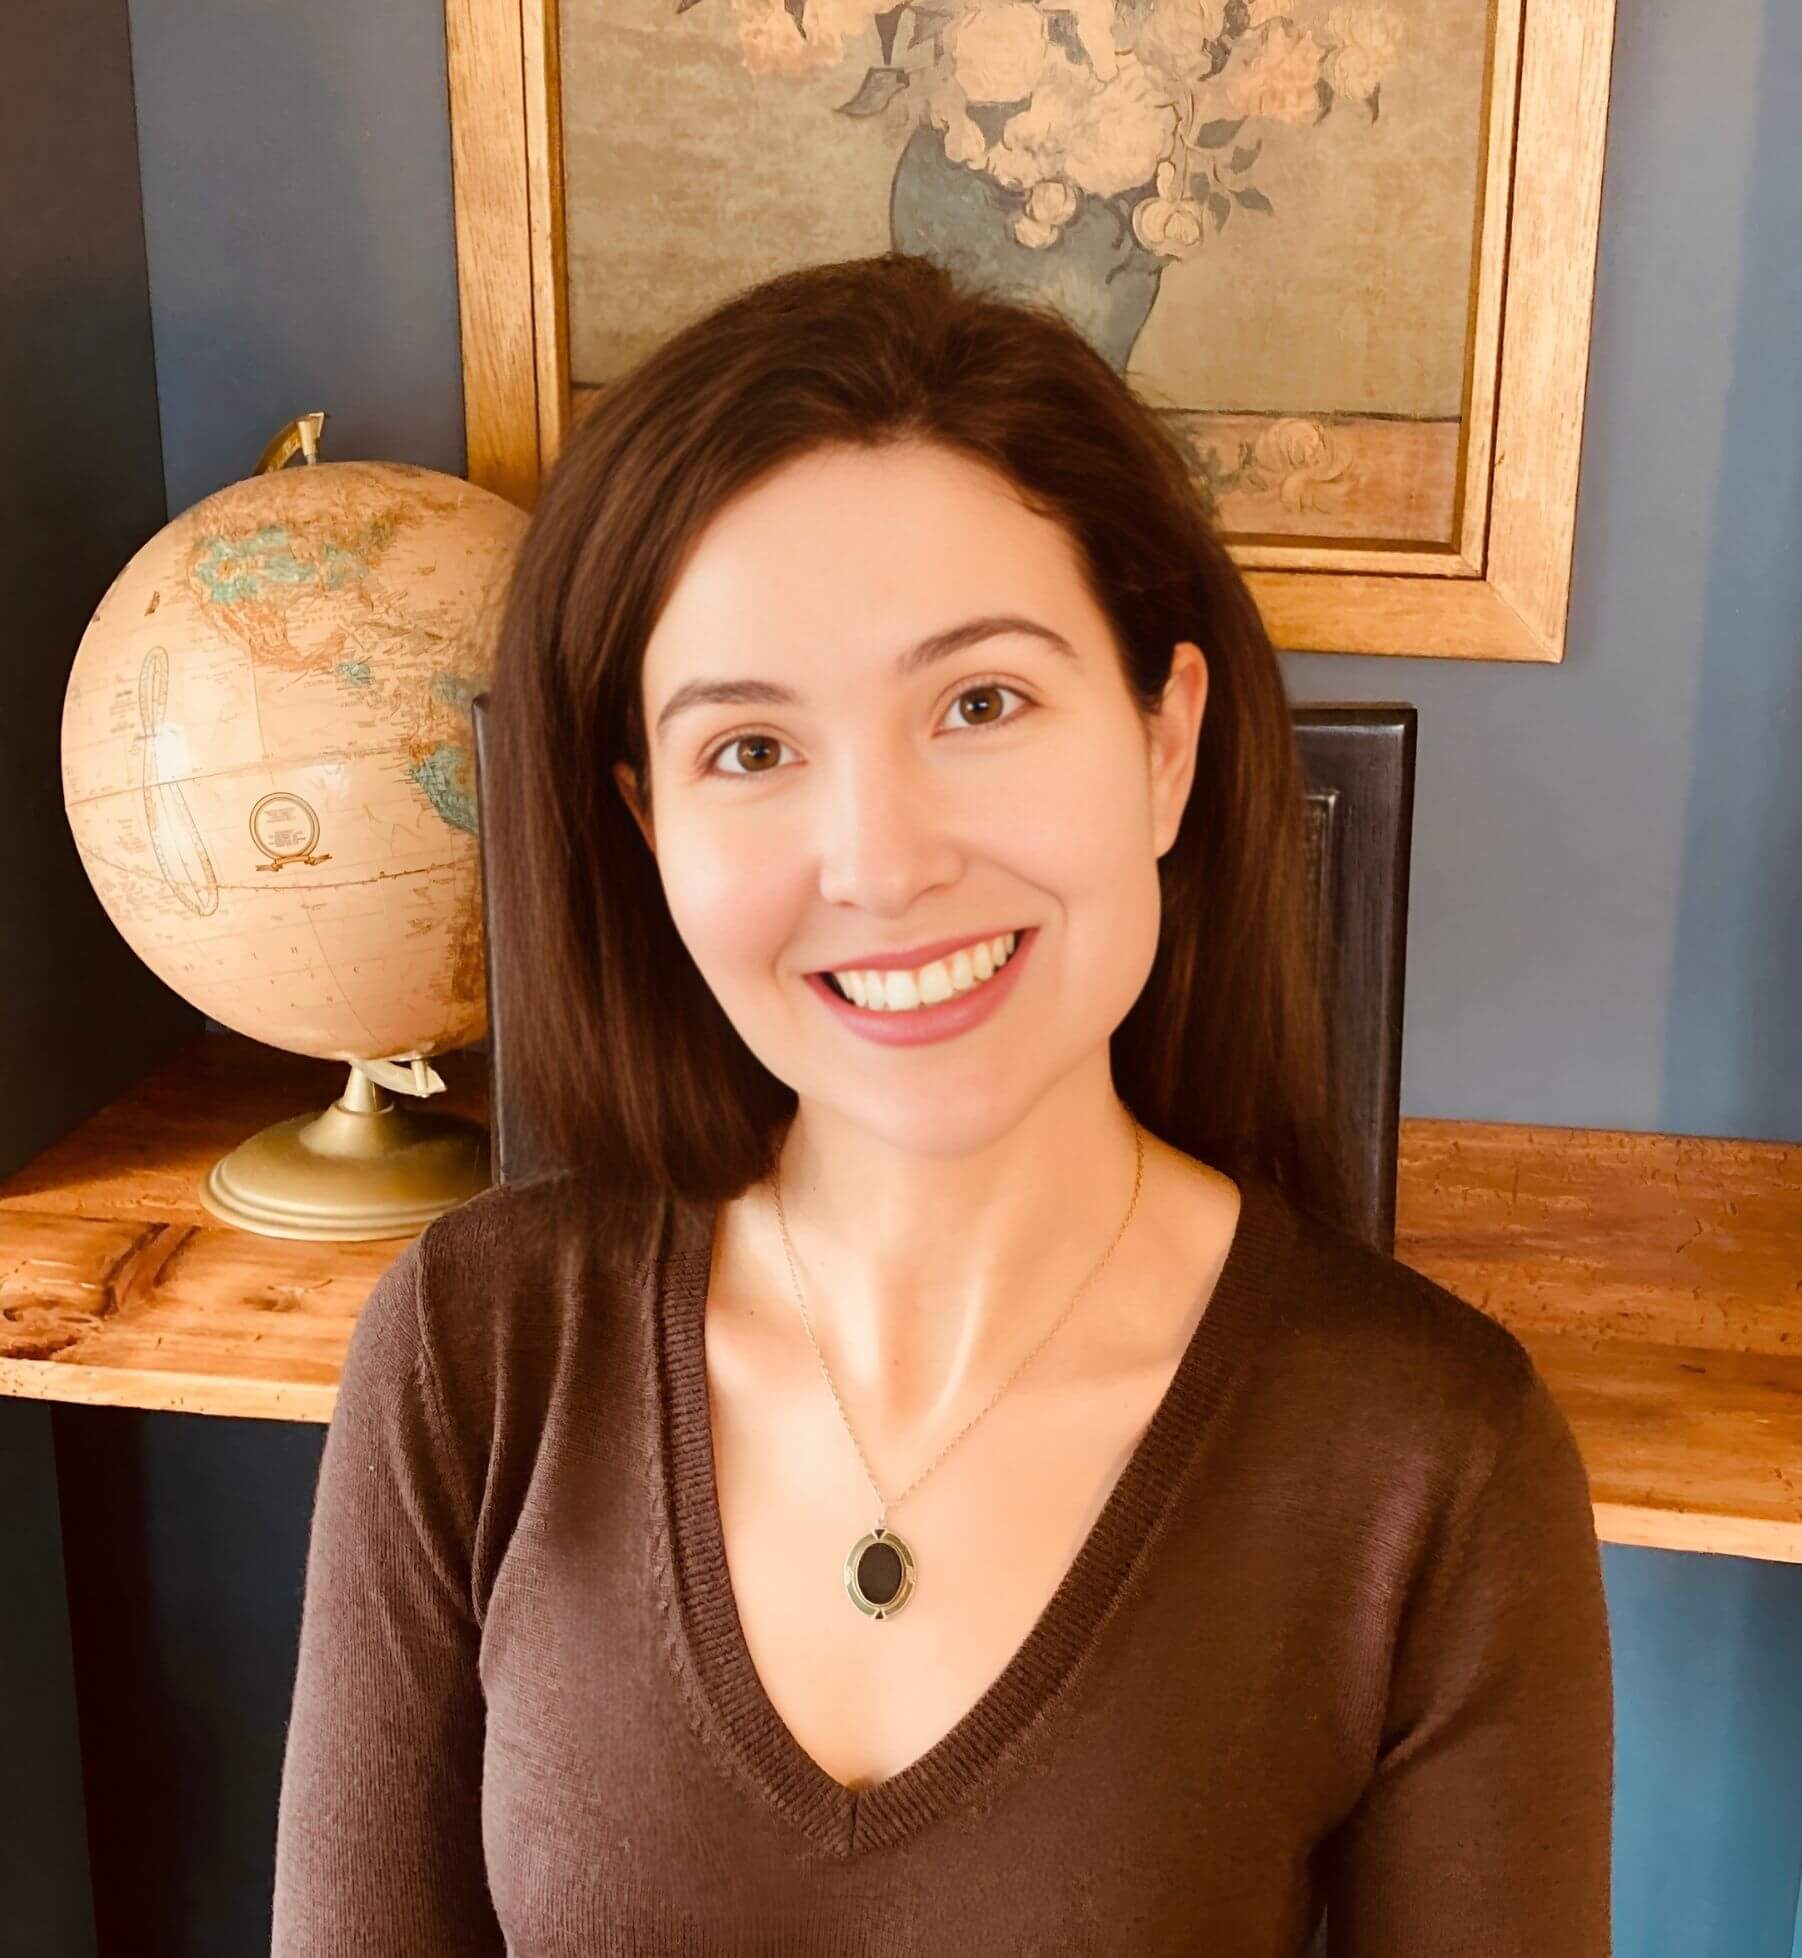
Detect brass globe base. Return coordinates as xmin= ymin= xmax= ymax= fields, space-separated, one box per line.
xmin=199 ymin=1063 xmax=491 ymax=1241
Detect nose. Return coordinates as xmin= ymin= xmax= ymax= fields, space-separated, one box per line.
xmin=813 ymin=741 xmax=965 ymax=918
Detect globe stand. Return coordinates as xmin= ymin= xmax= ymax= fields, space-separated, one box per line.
xmin=198 ymin=1061 xmax=491 ymax=1241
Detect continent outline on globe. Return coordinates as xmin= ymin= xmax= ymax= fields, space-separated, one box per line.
xmin=62 ymin=458 xmax=530 ymax=1070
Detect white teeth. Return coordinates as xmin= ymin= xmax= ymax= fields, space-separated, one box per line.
xmin=833 ymin=931 xmax=1020 ymax=1012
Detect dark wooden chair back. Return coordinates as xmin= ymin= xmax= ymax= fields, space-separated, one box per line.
xmin=1292 ymin=704 xmax=1416 ymax=1255
xmin=469 ymin=695 xmax=1415 ymax=1257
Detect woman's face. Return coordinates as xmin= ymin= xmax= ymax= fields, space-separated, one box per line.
xmin=617 ymin=439 xmax=1207 ymax=1157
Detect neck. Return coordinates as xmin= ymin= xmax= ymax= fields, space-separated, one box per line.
xmin=748 ymin=1067 xmax=1150 ymax=1433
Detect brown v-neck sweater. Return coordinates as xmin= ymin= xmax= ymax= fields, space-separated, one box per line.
xmin=271 ymin=1165 xmax=1614 ymax=1956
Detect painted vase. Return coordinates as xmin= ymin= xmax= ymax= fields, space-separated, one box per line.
xmin=888 ymin=123 xmax=1165 ymax=373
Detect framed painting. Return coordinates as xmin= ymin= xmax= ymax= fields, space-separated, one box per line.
xmin=445 ymin=0 xmax=1616 ymax=661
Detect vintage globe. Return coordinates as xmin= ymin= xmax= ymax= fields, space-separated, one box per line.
xmin=60 ymin=439 xmax=529 ymax=1237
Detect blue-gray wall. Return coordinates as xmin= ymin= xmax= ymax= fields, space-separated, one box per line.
xmin=28 ymin=0 xmax=1802 ymax=1950
xmin=2 ymin=0 xmax=179 ymax=1948
xmin=132 ymin=1 xmax=467 ymax=510
xmin=1 ymin=0 xmax=196 ymax=1179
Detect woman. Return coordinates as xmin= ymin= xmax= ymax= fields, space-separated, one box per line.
xmin=272 ymin=254 xmax=1613 ymax=1955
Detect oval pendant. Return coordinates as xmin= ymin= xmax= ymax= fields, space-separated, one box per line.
xmin=844 ymin=1523 xmax=916 ymax=1619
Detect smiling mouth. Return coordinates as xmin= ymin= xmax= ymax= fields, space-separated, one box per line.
xmin=816 ymin=927 xmax=1033 ymax=1003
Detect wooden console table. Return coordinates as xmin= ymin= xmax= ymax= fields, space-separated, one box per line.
xmin=3 ymin=1032 xmax=1798 ymax=1562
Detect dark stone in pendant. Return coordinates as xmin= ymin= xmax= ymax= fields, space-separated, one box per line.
xmin=845 ymin=1524 xmax=916 ymax=1616
xmin=855 ymin=1539 xmax=904 ymax=1606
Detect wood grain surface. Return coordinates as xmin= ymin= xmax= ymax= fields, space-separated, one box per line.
xmin=0 ymin=1034 xmax=487 ymax=1421
xmin=1398 ymin=1120 xmax=1802 ymax=1562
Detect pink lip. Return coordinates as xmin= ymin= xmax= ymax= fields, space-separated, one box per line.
xmin=810 ymin=927 xmax=1028 ymax=975
xmin=804 ymin=927 xmax=1037 ymax=1047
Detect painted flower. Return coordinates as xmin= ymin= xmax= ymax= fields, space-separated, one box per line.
xmin=944 ymin=0 xmax=1048 ymax=103
xmin=1014 ymin=177 xmax=1080 ymax=247
xmin=1249 ymin=417 xmax=1353 ymax=512
xmin=1194 ymin=18 xmax=1326 ymax=126
xmin=1321 ymin=4 xmax=1402 ymax=103
xmin=923 ymin=71 xmax=992 ymax=171
xmin=1062 ymin=0 xmax=1123 ymax=83
xmin=991 ymin=45 xmax=1178 ymax=203
xmin=1134 ymin=0 xmax=1228 ymax=87
xmin=724 ymin=0 xmax=1391 ymax=268
xmin=1131 ymin=156 xmax=1207 ymax=258
xmin=730 ymin=0 xmax=890 ymax=76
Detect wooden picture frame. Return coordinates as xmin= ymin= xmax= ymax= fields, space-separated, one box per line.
xmin=444 ymin=0 xmax=1617 ymax=663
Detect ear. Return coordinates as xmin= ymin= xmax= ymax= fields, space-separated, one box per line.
xmin=1149 ymin=642 xmax=1208 ymax=859
xmin=612 ymin=760 xmax=656 ymax=857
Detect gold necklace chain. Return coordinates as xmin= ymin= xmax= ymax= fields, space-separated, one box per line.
xmin=770 ymin=1115 xmax=1145 ymax=1531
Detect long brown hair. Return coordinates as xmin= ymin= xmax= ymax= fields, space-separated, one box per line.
xmin=482 ymin=252 xmax=1345 ymax=1240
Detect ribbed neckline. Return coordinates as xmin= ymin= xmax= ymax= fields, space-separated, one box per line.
xmin=649 ymin=1166 xmax=1297 ymax=1859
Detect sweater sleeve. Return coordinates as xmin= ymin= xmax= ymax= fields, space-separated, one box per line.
xmin=271 ymin=1235 xmax=505 ymax=1957
xmin=1320 ymin=1361 xmax=1615 ymax=1957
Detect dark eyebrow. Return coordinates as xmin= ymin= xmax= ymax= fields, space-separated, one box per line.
xmin=652 ymin=613 xmax=1079 ymax=746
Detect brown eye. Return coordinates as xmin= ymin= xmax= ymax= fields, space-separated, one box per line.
xmin=731 ymin=735 xmax=779 ymax=772
xmin=946 ymin=682 xmax=1028 ymax=732
xmin=704 ymin=684 xmax=1029 ymax=782
xmin=706 ymin=732 xmax=788 ymax=777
